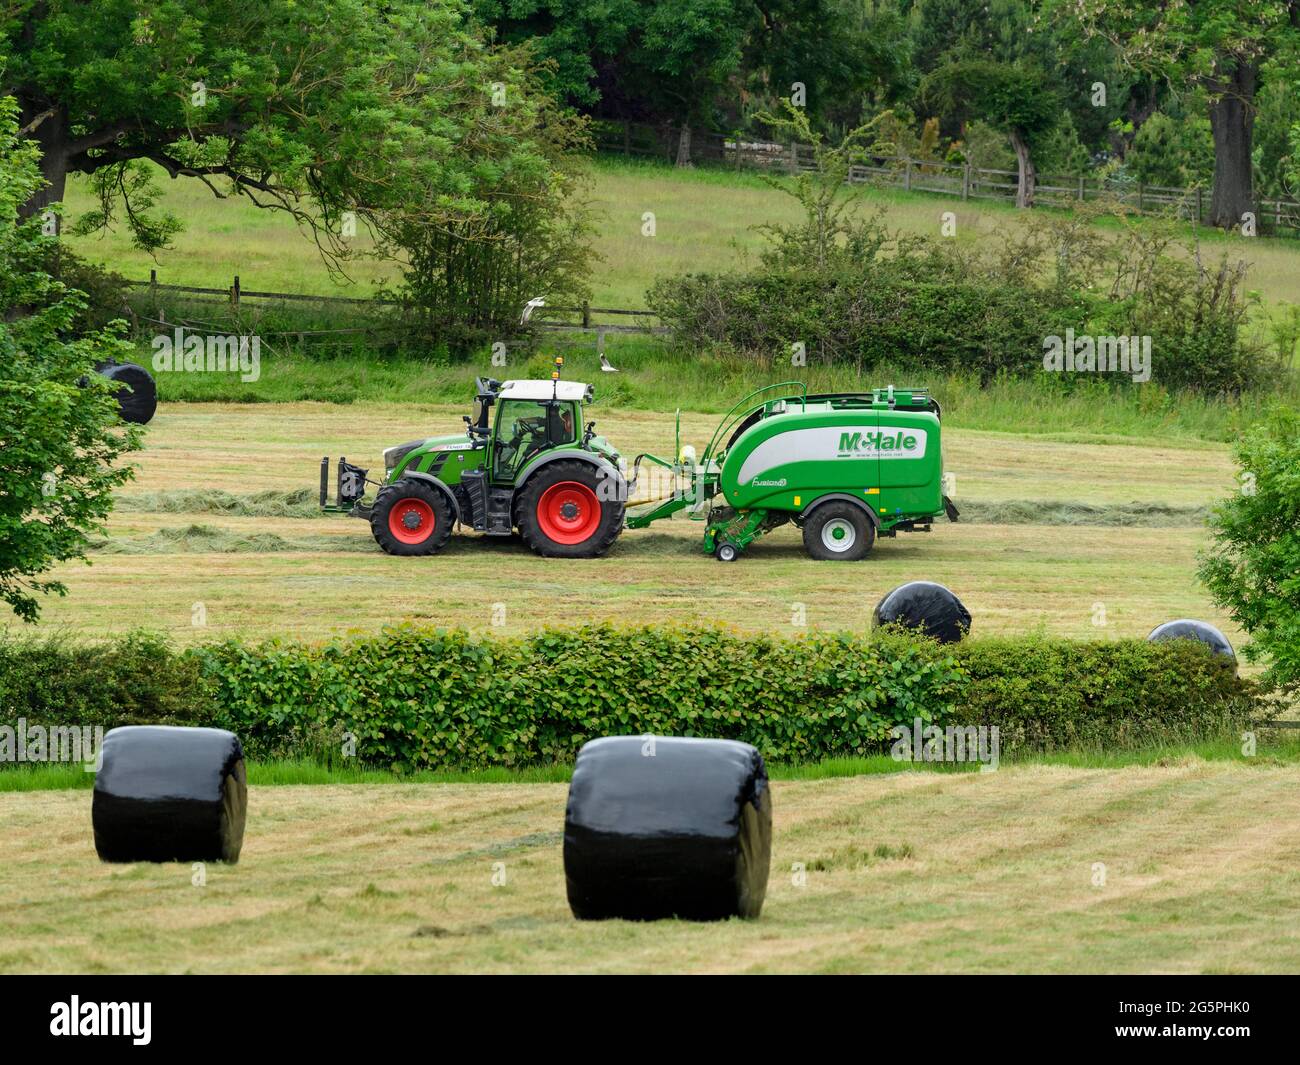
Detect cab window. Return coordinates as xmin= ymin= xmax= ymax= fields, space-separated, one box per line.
xmin=493 ymin=400 xmax=576 ymax=477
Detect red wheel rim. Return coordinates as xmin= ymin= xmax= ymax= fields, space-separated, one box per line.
xmin=537 ymin=481 xmax=601 ymax=544
xmin=387 ymin=498 xmax=435 ymax=544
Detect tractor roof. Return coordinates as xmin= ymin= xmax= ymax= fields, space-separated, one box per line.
xmin=498 ymin=380 xmax=593 ymax=402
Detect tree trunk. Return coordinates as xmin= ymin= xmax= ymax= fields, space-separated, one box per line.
xmin=675 ymin=123 xmax=692 ymax=168
xmin=1207 ymin=60 xmax=1257 ymax=231
xmin=18 ymin=99 xmax=69 ymax=220
xmin=1008 ymin=128 xmax=1036 ymax=208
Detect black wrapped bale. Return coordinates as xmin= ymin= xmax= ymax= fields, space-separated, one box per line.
xmin=92 ymin=726 xmax=247 ymax=863
xmin=873 ymin=580 xmax=971 ymax=643
xmin=1147 ymin=619 xmax=1236 ymax=663
xmin=564 ymin=736 xmax=772 ymax=921
xmin=98 ymin=360 xmax=157 ymax=424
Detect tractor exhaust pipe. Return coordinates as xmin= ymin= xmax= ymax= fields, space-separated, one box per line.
xmin=319 ymin=457 xmax=329 ymax=508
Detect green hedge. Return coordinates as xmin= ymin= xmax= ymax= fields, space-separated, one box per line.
xmin=0 ymin=631 xmax=216 ymax=730
xmin=196 ymin=625 xmax=965 ymax=769
xmin=0 ymin=625 xmax=1258 ymax=770
xmin=951 ymin=637 xmax=1255 ymax=750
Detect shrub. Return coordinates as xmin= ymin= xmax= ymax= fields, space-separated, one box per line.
xmin=1199 ymin=406 xmax=1300 ymax=696
xmin=649 ymin=192 xmax=1268 ymax=393
xmin=0 ymin=631 xmax=213 ymax=730
xmin=196 ymin=625 xmax=967 ymax=769
xmin=951 ymin=637 xmax=1256 ymax=752
xmin=1 ymin=626 xmax=1260 ymax=770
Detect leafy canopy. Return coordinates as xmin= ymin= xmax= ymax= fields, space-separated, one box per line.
xmin=1199 ymin=406 xmax=1300 ymax=695
xmin=0 ymin=96 xmax=141 ymax=622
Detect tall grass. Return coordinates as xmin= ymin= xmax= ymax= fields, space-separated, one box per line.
xmin=5 ymin=736 xmax=1298 ymax=792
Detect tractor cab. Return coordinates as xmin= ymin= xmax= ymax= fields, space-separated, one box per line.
xmin=489 ymin=378 xmax=592 ymax=483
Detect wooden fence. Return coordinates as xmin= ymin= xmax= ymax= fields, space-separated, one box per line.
xmin=124 ymin=271 xmax=664 ymax=341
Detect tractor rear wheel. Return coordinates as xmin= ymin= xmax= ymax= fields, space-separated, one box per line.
xmin=371 ymin=479 xmax=453 ymax=556
xmin=802 ymin=501 xmax=874 ymax=561
xmin=516 ymin=460 xmax=624 ymax=558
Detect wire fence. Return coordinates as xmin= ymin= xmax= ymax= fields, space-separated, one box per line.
xmin=595 ymin=120 xmax=1300 ymax=238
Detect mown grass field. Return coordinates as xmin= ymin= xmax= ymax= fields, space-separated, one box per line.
xmin=4 ymin=759 xmax=1300 ymax=974
xmin=61 ymin=156 xmax=1300 ymax=321
xmin=22 ymin=399 xmax=1240 ymax=646
xmin=23 ymin=152 xmax=1298 ymax=978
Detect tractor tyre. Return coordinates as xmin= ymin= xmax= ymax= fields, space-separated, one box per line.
xmin=802 ymin=501 xmax=874 ymax=561
xmin=516 ymin=460 xmax=624 ymax=559
xmin=370 ymin=479 xmax=453 ymax=556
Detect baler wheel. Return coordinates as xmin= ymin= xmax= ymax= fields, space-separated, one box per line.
xmin=715 ymin=540 xmax=740 ymax=562
xmin=802 ymin=501 xmax=874 ymax=561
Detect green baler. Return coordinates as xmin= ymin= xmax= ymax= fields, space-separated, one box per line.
xmin=626 ymin=382 xmax=958 ymax=561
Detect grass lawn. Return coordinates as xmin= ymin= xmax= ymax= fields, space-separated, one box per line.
xmin=20 ymin=399 xmax=1241 ymax=645
xmin=4 ymin=759 xmax=1300 ymax=973
xmin=61 ymin=156 xmax=1300 ymax=321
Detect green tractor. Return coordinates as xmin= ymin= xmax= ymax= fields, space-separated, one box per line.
xmin=320 ymin=358 xmax=627 ymax=558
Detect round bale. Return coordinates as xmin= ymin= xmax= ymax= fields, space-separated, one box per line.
xmin=98 ymin=360 xmax=157 ymax=424
xmin=92 ymin=726 xmax=247 ymax=863
xmin=873 ymin=580 xmax=971 ymax=643
xmin=1147 ymin=619 xmax=1236 ymax=664
xmin=564 ymin=736 xmax=772 ymax=921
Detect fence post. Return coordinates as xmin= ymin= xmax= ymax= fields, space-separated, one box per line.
xmin=1196 ymin=186 xmax=1203 ymax=223
xmin=149 ymin=268 xmax=158 ymax=300
xmin=904 ymin=159 xmax=912 ymax=192
xmin=231 ymin=274 xmax=240 ymax=310
xmin=1137 ymin=184 xmax=1144 ymax=212
xmin=582 ymin=300 xmax=590 ymax=329
xmin=623 ymin=121 xmax=630 ymax=157
xmin=1077 ymin=175 xmax=1085 ymax=202
xmin=788 ymin=142 xmax=797 ymax=174
xmin=962 ymin=164 xmax=970 ymax=201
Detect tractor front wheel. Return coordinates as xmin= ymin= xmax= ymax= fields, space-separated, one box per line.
xmin=371 ymin=479 xmax=453 ymax=556
xmin=516 ymin=461 xmax=624 ymax=558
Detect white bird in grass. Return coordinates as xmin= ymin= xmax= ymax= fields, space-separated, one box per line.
xmin=599 ymin=351 xmax=619 ymax=373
